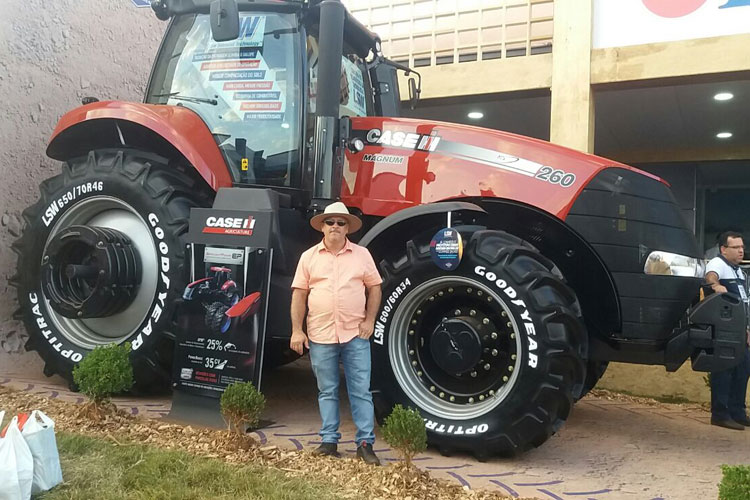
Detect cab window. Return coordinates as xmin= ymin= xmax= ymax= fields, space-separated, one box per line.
xmin=147 ymin=13 xmax=303 ymax=187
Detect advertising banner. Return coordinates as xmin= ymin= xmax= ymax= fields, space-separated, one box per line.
xmin=593 ymin=0 xmax=750 ymax=48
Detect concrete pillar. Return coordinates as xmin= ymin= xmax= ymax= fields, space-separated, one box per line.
xmin=550 ymin=0 xmax=594 ymax=153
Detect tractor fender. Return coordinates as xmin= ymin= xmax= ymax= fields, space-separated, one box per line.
xmin=46 ymin=101 xmax=232 ymax=191
xmin=359 ymin=201 xmax=487 ymax=250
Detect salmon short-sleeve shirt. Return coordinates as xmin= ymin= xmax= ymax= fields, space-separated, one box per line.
xmin=291 ymin=239 xmax=382 ymax=344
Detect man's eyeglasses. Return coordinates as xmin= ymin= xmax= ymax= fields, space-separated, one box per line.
xmin=324 ymin=219 xmax=348 ymax=227
xmin=726 ymin=245 xmax=745 ymax=250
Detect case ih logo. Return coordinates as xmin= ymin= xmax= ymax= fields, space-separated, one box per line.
xmin=202 ymin=216 xmax=256 ymax=236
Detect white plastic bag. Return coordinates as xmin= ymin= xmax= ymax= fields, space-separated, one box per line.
xmin=21 ymin=410 xmax=63 ymax=494
xmin=0 ymin=413 xmax=34 ymax=500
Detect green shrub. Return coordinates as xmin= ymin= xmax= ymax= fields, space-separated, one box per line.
xmin=381 ymin=404 xmax=427 ymax=467
xmin=72 ymin=343 xmax=134 ymax=405
xmin=719 ymin=464 xmax=750 ymax=500
xmin=220 ymin=382 xmax=265 ymax=434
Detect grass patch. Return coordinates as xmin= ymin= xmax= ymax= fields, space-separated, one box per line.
xmin=39 ymin=431 xmax=341 ymax=500
xmin=719 ymin=464 xmax=750 ymax=500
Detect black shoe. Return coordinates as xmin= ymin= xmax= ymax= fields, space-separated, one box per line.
xmin=356 ymin=442 xmax=381 ymax=466
xmin=312 ymin=442 xmax=340 ymax=457
xmin=733 ymin=415 xmax=750 ymax=427
xmin=711 ymin=417 xmax=745 ymax=430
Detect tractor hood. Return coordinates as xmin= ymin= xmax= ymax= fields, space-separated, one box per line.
xmin=343 ymin=116 xmax=664 ymax=220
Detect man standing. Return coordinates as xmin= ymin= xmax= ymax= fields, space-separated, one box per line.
xmin=290 ymin=202 xmax=383 ymax=464
xmin=705 ymin=231 xmax=750 ymax=430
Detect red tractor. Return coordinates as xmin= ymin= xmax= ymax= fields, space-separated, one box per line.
xmin=183 ymin=266 xmax=241 ymax=334
xmin=13 ymin=0 xmax=746 ymax=458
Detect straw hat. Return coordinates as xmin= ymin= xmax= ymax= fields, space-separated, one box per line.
xmin=310 ymin=202 xmax=362 ymax=233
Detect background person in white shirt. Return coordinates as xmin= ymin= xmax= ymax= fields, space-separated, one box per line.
xmin=705 ymin=231 xmax=750 ymax=430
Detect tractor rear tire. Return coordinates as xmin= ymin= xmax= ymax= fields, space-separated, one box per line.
xmin=371 ymin=229 xmax=586 ymax=458
xmin=12 ymin=149 xmax=212 ymax=390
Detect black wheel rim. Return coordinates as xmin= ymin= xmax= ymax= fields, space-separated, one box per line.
xmin=389 ymin=276 xmax=522 ymax=420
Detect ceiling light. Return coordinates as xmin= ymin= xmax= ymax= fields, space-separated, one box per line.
xmin=467 ymin=111 xmax=484 ymax=120
xmin=716 ymin=132 xmax=733 ymax=139
xmin=713 ymin=92 xmax=734 ymax=101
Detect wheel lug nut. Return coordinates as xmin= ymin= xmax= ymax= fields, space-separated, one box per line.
xmin=412 ymin=319 xmax=417 ymax=325
xmin=438 ymin=291 xmax=444 ymax=296
xmin=454 ymin=309 xmax=461 ymax=316
xmin=510 ymin=333 xmax=515 ymax=339
xmin=511 ymin=354 xmax=517 ymax=360
xmin=491 ymin=332 xmax=498 ymax=340
xmin=416 ymin=309 xmax=422 ymax=315
xmin=470 ymin=371 xmax=477 ymax=378
xmin=417 ymin=371 xmax=423 ymax=376
xmin=483 ymin=348 xmax=489 ymax=353
xmin=412 ymin=361 xmax=418 ymax=366
xmin=482 ymin=318 xmax=490 ymax=325
xmin=506 ymin=321 xmax=512 ymax=328
xmin=503 ymin=376 xmax=509 ymax=382
xmin=429 ymin=296 xmax=435 ymax=301
xmin=491 ymin=349 xmax=498 ymax=357
xmin=479 ymin=395 xmax=485 ymax=401
xmin=466 ymin=287 xmax=473 ymax=293
xmin=439 ymin=392 xmax=445 ymax=398
xmin=484 ymin=363 xmax=491 ymax=371
xmin=477 ymin=290 xmax=483 ymax=296
xmin=468 ymin=397 xmax=474 ymax=403
xmin=450 ymin=396 xmax=455 ymax=402
xmin=508 ymin=365 xmax=514 ymax=372
xmin=489 ymin=390 xmax=495 ymax=396
xmin=501 ymin=311 xmax=507 ymax=317
xmin=470 ymin=310 xmax=476 ymax=316
xmin=409 ymin=349 xmax=415 ymax=355
xmin=487 ymin=296 xmax=492 ymax=302
xmin=430 ymin=386 xmax=436 ymax=392
xmin=448 ymin=287 xmax=454 ymax=293
xmin=409 ymin=330 xmax=415 ymax=335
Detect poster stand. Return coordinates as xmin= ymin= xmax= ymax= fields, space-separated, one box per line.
xmin=167 ymin=201 xmax=274 ymax=430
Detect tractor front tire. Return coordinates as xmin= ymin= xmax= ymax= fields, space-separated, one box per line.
xmin=371 ymin=229 xmax=586 ymax=458
xmin=13 ymin=149 xmax=212 ymax=389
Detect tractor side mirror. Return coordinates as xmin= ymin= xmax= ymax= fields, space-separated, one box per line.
xmin=408 ymin=76 xmax=421 ymax=110
xmin=210 ymin=0 xmax=240 ymax=42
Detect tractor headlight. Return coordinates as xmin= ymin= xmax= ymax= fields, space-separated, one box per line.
xmin=644 ymin=251 xmax=705 ymax=277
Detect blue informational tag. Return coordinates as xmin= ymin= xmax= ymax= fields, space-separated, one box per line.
xmin=430 ymin=228 xmax=463 ymax=270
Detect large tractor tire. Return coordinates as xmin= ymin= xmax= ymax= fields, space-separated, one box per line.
xmin=371 ymin=229 xmax=586 ymax=459
xmin=12 ymin=149 xmax=212 ymax=390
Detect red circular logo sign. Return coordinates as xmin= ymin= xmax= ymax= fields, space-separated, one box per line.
xmin=642 ymin=0 xmax=707 ymax=17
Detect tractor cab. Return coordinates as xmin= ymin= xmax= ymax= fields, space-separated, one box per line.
xmin=145 ymin=0 xmax=408 ymax=207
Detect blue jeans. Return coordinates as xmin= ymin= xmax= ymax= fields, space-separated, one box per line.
xmin=711 ymin=348 xmax=750 ymax=420
xmin=308 ymin=337 xmax=375 ymax=445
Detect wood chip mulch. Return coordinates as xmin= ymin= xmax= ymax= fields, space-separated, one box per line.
xmin=0 ymin=386 xmax=527 ymax=500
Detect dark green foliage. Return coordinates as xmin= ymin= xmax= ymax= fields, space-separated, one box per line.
xmin=381 ymin=404 xmax=427 ymax=467
xmin=220 ymin=382 xmax=266 ymax=434
xmin=719 ymin=465 xmax=750 ymax=500
xmin=72 ymin=343 xmax=134 ymax=404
